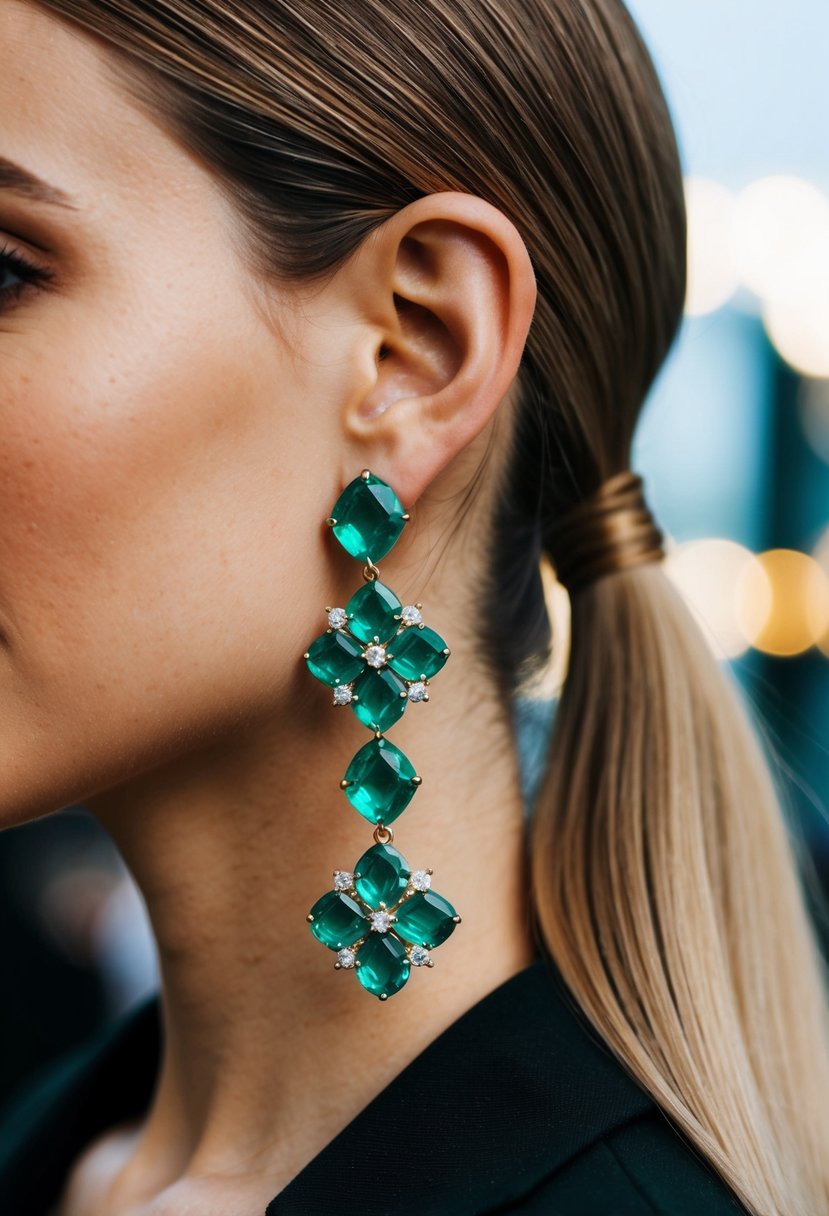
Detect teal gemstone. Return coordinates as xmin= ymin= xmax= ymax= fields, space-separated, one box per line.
xmin=307 ymin=890 xmax=367 ymax=950
xmin=343 ymin=737 xmax=419 ymax=825
xmin=355 ymin=932 xmax=410 ymax=999
xmin=389 ymin=625 xmax=450 ymax=681
xmin=354 ymin=842 xmax=411 ymax=907
xmin=305 ymin=629 xmax=365 ymax=687
xmin=329 ymin=472 xmax=407 ymax=563
xmin=351 ymin=667 xmax=407 ymax=733
xmin=345 ymin=580 xmax=402 ymax=645
xmin=393 ymin=890 xmax=459 ymax=948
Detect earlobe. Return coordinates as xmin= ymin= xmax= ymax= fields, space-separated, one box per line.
xmin=340 ymin=191 xmax=537 ymax=507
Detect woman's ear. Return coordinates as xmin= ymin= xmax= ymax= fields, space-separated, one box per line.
xmin=332 ymin=191 xmax=537 ymax=507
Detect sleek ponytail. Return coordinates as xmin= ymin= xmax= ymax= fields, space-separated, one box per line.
xmin=37 ymin=0 xmax=829 ymax=1209
xmin=528 ymin=563 xmax=829 ymax=1214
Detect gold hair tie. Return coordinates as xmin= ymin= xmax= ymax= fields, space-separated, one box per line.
xmin=544 ymin=470 xmax=665 ymax=594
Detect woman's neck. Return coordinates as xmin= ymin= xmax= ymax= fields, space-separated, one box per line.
xmin=76 ymin=637 xmax=537 ymax=1213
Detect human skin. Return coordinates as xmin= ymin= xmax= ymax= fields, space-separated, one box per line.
xmin=1 ymin=3 xmax=539 ymax=1213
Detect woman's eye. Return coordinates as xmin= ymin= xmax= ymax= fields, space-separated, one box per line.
xmin=0 ymin=242 xmax=55 ymax=311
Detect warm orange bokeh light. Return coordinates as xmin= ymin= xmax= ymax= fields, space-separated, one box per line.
xmin=736 ymin=548 xmax=829 ymax=656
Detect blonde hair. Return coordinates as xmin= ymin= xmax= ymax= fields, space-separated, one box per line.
xmin=36 ymin=0 xmax=829 ymax=1209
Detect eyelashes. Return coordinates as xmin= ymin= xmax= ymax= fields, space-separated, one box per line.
xmin=0 ymin=241 xmax=55 ymax=311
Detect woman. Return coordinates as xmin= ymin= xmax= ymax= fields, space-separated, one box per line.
xmin=0 ymin=0 xmax=827 ymax=1213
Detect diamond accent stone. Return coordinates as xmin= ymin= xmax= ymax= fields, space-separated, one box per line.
xmin=328 ymin=607 xmax=348 ymax=630
xmin=369 ymin=909 xmax=392 ymax=933
xmin=400 ymin=605 xmax=423 ymax=626
xmin=364 ymin=644 xmax=387 ymax=669
xmin=333 ymin=870 xmax=354 ymax=891
xmin=308 ymin=838 xmax=460 ymax=997
xmin=407 ymin=681 xmax=427 ymax=702
xmin=410 ymin=869 xmax=431 ymax=892
xmin=332 ymin=684 xmax=353 ymax=705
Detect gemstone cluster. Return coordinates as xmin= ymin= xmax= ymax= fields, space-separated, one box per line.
xmin=304 ymin=573 xmax=450 ymax=732
xmin=304 ymin=470 xmax=461 ymax=999
xmin=307 ymin=842 xmax=461 ymax=1000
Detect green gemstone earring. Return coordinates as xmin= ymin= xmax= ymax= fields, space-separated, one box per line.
xmin=304 ymin=469 xmax=462 ymax=1000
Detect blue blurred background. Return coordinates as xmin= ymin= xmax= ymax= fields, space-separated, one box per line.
xmin=628 ymin=0 xmax=829 ymax=868
xmin=2 ymin=0 xmax=828 ymax=1107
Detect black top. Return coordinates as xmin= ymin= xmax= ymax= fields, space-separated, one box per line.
xmin=0 ymin=953 xmax=750 ymax=1215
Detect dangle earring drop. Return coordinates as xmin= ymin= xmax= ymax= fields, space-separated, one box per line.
xmin=304 ymin=469 xmax=462 ymax=1000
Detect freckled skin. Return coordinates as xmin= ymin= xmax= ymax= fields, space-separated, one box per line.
xmin=0 ymin=4 xmax=539 ymax=1212
xmin=0 ymin=2 xmax=349 ymax=825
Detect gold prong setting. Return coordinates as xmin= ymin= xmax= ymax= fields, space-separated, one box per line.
xmin=305 ymin=470 xmax=460 ymax=999
xmin=308 ymin=598 xmax=444 ymax=708
xmin=317 ymin=858 xmax=460 ymax=977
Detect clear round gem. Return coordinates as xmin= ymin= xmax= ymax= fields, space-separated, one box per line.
xmin=328 ymin=607 xmax=348 ymax=630
xmin=332 ymin=684 xmax=353 ymax=705
xmin=407 ymin=681 xmax=427 ymax=702
xmin=370 ymin=909 xmax=392 ymax=933
xmin=337 ymin=948 xmax=356 ymax=968
xmin=410 ymin=945 xmax=431 ymax=966
xmin=410 ymin=869 xmax=432 ymax=892
xmin=400 ymin=605 xmax=423 ymax=626
xmin=364 ymin=644 xmax=387 ymax=669
xmin=333 ymin=870 xmax=354 ymax=891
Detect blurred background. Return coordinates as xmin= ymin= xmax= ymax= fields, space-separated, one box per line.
xmin=2 ymin=0 xmax=829 ymax=1109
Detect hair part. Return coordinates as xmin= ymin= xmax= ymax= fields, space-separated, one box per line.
xmin=34 ymin=1 xmax=829 ymax=1210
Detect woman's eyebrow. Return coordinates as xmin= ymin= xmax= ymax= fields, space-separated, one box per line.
xmin=0 ymin=156 xmax=79 ymax=209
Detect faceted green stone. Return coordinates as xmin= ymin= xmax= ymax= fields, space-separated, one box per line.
xmin=353 ymin=842 xmax=411 ymax=907
xmin=388 ymin=625 xmax=450 ymax=682
xmin=350 ymin=667 xmax=407 ymax=733
xmin=355 ymin=931 xmax=410 ymax=999
xmin=343 ymin=737 xmax=419 ymax=825
xmin=307 ymin=890 xmax=367 ymax=950
xmin=393 ymin=890 xmax=458 ymax=948
xmin=329 ymin=472 xmax=407 ymax=563
xmin=345 ymin=579 xmax=402 ymax=645
xmin=305 ymin=629 xmax=365 ymax=687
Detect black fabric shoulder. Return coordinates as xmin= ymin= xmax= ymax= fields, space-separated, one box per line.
xmin=485 ymin=1111 xmax=750 ymax=1214
xmin=0 ymin=958 xmax=752 ymax=1216
xmin=266 ymin=956 xmax=751 ymax=1215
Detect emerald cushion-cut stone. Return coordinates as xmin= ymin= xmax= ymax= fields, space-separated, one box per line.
xmin=351 ymin=667 xmax=407 ymax=733
xmin=305 ymin=629 xmax=365 ymax=687
xmin=353 ymin=842 xmax=411 ymax=907
xmin=345 ymin=579 xmax=402 ymax=645
xmin=329 ymin=472 xmax=407 ymax=563
xmin=307 ymin=890 xmax=367 ymax=950
xmin=393 ymin=890 xmax=458 ymax=948
xmin=343 ymin=737 xmax=418 ymax=825
xmin=355 ymin=932 xmax=410 ymax=999
xmin=389 ymin=625 xmax=450 ymax=681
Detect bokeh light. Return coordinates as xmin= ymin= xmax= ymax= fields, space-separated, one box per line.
xmin=728 ymin=175 xmax=829 ymax=376
xmin=664 ymin=537 xmax=762 ymax=660
xmin=684 ymin=177 xmax=740 ymax=316
xmin=764 ymin=268 xmax=829 ymax=378
xmin=735 ymin=548 xmax=829 ymax=656
xmin=732 ymin=176 xmax=829 ymax=302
